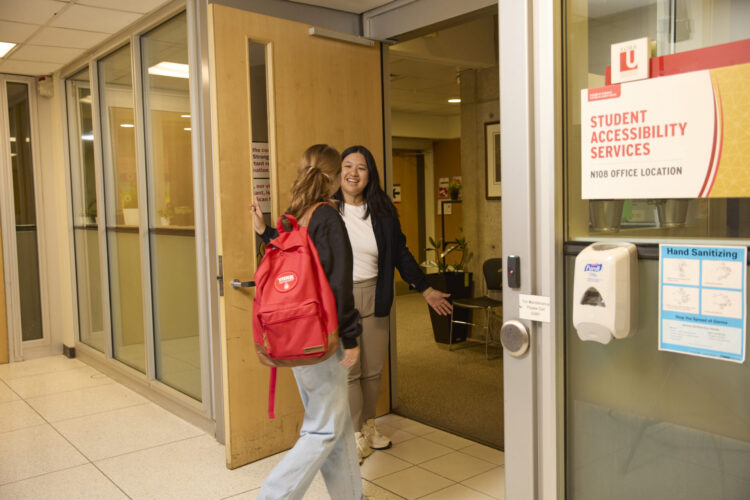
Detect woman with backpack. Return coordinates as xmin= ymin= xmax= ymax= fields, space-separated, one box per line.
xmin=333 ymin=145 xmax=452 ymax=462
xmin=251 ymin=144 xmax=364 ymax=500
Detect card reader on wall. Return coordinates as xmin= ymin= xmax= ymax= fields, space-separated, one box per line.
xmin=573 ymin=242 xmax=638 ymax=344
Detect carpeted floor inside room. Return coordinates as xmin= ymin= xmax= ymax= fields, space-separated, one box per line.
xmin=393 ymin=291 xmax=505 ymax=449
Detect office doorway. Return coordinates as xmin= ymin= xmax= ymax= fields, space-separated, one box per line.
xmin=387 ymin=8 xmax=504 ymax=448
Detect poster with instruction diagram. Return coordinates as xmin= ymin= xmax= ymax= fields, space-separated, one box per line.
xmin=659 ymin=244 xmax=747 ymax=363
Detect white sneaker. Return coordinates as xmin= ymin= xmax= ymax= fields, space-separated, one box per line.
xmin=355 ymin=431 xmax=372 ymax=463
xmin=363 ymin=419 xmax=392 ymax=450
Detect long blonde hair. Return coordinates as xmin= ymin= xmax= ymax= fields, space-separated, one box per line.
xmin=286 ymin=144 xmax=341 ymax=219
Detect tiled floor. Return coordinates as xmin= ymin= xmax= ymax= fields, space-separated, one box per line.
xmin=0 ymin=355 xmax=505 ymax=499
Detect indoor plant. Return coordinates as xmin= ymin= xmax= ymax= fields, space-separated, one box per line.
xmin=448 ymin=179 xmax=462 ymax=200
xmin=422 ymin=231 xmax=474 ymax=344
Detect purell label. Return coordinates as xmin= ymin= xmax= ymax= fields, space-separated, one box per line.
xmin=584 ymin=263 xmax=603 ymax=272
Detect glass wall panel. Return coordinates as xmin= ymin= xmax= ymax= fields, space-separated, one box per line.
xmin=66 ymin=68 xmax=105 ymax=352
xmin=564 ymin=1 xmax=750 ymax=498
xmin=141 ymin=13 xmax=201 ymax=400
xmin=566 ymin=0 xmax=750 ymax=241
xmin=98 ymin=45 xmax=146 ymax=372
xmin=6 ymin=82 xmax=43 ymax=341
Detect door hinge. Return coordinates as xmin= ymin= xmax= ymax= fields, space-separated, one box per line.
xmin=217 ymin=255 xmax=224 ymax=297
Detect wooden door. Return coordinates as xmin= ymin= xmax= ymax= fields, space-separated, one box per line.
xmin=208 ymin=5 xmax=384 ymax=469
xmin=392 ymin=151 xmax=422 ymax=287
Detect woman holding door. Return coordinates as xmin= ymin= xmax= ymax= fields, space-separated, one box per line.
xmin=334 ymin=145 xmax=452 ymax=462
xmin=252 ymin=144 xmax=363 ymax=500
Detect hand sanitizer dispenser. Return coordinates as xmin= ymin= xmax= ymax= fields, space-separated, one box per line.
xmin=573 ymin=242 xmax=638 ymax=344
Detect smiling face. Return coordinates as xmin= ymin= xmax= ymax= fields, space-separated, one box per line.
xmin=340 ymin=152 xmax=370 ymax=204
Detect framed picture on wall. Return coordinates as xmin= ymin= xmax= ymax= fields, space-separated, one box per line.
xmin=485 ymin=121 xmax=501 ymax=199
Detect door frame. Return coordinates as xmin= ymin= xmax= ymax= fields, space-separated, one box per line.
xmin=0 ymin=74 xmax=53 ymax=362
xmin=499 ymin=1 xmax=564 ymax=498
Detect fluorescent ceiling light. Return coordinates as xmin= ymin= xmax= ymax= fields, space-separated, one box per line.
xmin=448 ymin=98 xmax=461 ymax=104
xmin=120 ymin=124 xmax=134 ymax=128
xmin=9 ymin=137 xmax=15 ymax=142
xmin=148 ymin=61 xmax=189 ymax=79
xmin=183 ymin=127 xmax=192 ymax=131
xmin=180 ymin=114 xmax=191 ymax=118
xmin=81 ymin=134 xmax=94 ymax=141
xmin=0 ymin=42 xmax=17 ymax=58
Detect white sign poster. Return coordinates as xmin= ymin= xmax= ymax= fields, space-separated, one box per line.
xmin=519 ymin=294 xmax=551 ymax=323
xmin=581 ymin=70 xmax=715 ymax=199
xmin=253 ymin=179 xmax=271 ymax=214
xmin=252 ymin=142 xmax=270 ymax=179
xmin=659 ymin=244 xmax=746 ymax=363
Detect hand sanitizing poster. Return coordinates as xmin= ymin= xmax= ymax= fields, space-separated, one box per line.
xmin=659 ymin=244 xmax=747 ymax=363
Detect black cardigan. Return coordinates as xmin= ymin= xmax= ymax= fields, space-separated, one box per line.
xmin=260 ymin=205 xmax=361 ymax=349
xmin=369 ymin=212 xmax=429 ymax=317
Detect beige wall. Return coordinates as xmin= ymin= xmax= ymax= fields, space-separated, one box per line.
xmin=459 ymin=66 xmax=502 ymax=282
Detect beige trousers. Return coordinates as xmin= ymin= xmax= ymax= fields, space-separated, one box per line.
xmin=347 ymin=278 xmax=389 ymax=432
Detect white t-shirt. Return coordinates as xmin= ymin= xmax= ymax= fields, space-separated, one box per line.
xmin=341 ymin=203 xmax=379 ymax=282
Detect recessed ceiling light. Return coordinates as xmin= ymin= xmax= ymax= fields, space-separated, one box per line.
xmin=180 ymin=114 xmax=191 ymax=118
xmin=0 ymin=42 xmax=17 ymax=58
xmin=120 ymin=124 xmax=134 ymax=128
xmin=148 ymin=61 xmax=189 ymax=79
xmin=9 ymin=137 xmax=15 ymax=142
xmin=81 ymin=134 xmax=94 ymax=141
xmin=448 ymin=98 xmax=461 ymax=104
xmin=184 ymin=127 xmax=192 ymax=131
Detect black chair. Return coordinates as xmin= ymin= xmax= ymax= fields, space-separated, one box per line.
xmin=448 ymin=258 xmax=503 ymax=358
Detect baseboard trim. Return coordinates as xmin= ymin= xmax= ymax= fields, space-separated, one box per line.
xmin=63 ymin=345 xmax=76 ymax=358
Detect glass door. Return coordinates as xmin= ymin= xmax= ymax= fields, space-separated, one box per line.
xmin=0 ymin=76 xmax=50 ymax=360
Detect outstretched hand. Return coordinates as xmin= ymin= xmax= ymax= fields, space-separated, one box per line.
xmin=424 ymin=287 xmax=452 ymax=315
xmin=339 ymin=346 xmax=360 ymax=368
xmin=248 ymin=194 xmax=267 ymax=235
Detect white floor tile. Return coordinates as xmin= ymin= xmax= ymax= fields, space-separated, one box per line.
xmin=386 ymin=418 xmax=439 ymax=437
xmin=0 ymin=380 xmax=20 ymax=403
xmin=97 ymin=434 xmax=267 ymax=499
xmin=0 ymin=424 xmax=88 ymax=485
xmin=422 ymin=429 xmax=476 ymax=450
xmin=26 ymin=383 xmax=148 ymax=423
xmin=362 ymin=479 xmax=406 ymax=499
xmin=419 ymin=483 xmax=495 ymax=500
xmin=461 ymin=467 xmax=505 ymax=499
xmin=53 ymin=403 xmax=204 ymax=461
xmin=461 ymin=443 xmax=505 ymax=466
xmin=376 ymin=413 xmax=412 ymax=428
xmin=376 ymin=422 xmax=418 ymax=445
xmin=361 ymin=450 xmax=412 ymax=480
xmin=0 ymin=400 xmax=45 ymax=434
xmin=419 ymin=451 xmax=497 ymax=482
xmin=222 ymin=470 xmax=329 ymax=500
xmin=6 ymin=366 xmax=113 ymax=399
xmin=383 ymin=437 xmax=453 ymax=465
xmin=373 ymin=466 xmax=454 ymax=499
xmin=0 ymin=355 xmax=86 ymax=381
xmin=0 ymin=464 xmax=127 ymax=499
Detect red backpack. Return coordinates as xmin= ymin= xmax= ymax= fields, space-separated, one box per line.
xmin=252 ymin=204 xmax=339 ymax=418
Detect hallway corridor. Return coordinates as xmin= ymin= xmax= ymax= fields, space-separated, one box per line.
xmin=0 ymin=356 xmax=505 ymax=499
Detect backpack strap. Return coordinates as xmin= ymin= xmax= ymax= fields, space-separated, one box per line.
xmin=298 ymin=201 xmax=334 ymax=227
xmin=268 ymin=367 xmax=277 ymax=419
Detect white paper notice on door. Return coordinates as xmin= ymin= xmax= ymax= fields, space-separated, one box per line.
xmin=659 ymin=244 xmax=747 ymax=363
xmin=519 ymin=294 xmax=551 ymax=323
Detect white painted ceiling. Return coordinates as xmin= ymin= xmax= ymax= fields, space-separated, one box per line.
xmin=0 ymin=0 xmax=173 ymax=76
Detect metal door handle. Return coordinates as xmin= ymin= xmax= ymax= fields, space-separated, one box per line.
xmin=500 ymin=320 xmax=530 ymax=358
xmin=231 ymin=279 xmax=255 ymax=289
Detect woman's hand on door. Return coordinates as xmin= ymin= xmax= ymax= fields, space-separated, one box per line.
xmin=249 ymin=194 xmax=267 ymax=234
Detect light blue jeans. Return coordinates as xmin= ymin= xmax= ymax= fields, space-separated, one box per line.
xmin=258 ymin=344 xmax=362 ymax=500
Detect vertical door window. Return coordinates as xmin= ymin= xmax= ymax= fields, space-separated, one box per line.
xmin=66 ymin=68 xmax=105 ymax=352
xmin=141 ymin=13 xmax=201 ymax=399
xmin=6 ymin=82 xmax=43 ymax=342
xmin=98 ymin=45 xmax=146 ymax=373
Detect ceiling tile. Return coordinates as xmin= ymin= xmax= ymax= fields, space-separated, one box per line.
xmin=0 ymin=21 xmax=40 ymax=43
xmin=28 ymin=26 xmax=109 ymax=49
xmin=49 ymin=4 xmax=141 ymax=33
xmin=9 ymin=44 xmax=84 ymax=64
xmin=0 ymin=59 xmax=61 ymax=76
xmin=77 ymin=0 xmax=169 ymax=14
xmin=0 ymin=0 xmax=67 ymax=25
xmin=289 ymin=0 xmax=394 ymax=14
